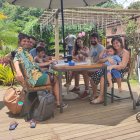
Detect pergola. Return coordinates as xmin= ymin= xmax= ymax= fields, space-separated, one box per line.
xmin=39 ymin=7 xmax=140 ymax=58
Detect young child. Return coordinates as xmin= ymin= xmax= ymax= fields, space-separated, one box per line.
xmin=34 ymin=46 xmax=52 ymax=72
xmin=101 ymin=45 xmax=122 ymax=92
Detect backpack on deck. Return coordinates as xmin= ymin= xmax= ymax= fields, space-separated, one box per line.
xmin=32 ymin=91 xmax=55 ymax=121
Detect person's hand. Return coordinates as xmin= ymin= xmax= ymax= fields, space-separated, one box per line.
xmin=52 ymin=60 xmax=58 ymax=65
xmin=107 ymin=65 xmax=114 ymax=71
xmin=107 ymin=57 xmax=115 ymax=65
xmin=15 ymin=72 xmax=24 ymax=84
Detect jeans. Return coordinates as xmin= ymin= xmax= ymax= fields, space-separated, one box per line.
xmin=68 ymin=45 xmax=73 ymax=55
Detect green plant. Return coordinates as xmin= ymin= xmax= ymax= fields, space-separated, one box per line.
xmin=0 ymin=64 xmax=14 ymax=85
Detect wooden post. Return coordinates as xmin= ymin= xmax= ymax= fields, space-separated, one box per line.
xmin=55 ymin=12 xmax=59 ymax=60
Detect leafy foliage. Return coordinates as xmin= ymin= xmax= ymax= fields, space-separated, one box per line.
xmin=0 ymin=64 xmax=14 ymax=85
xmin=128 ymin=1 xmax=140 ymax=10
xmin=124 ymin=19 xmax=140 ymax=53
xmin=0 ymin=1 xmax=43 ymax=56
xmin=96 ymin=0 xmax=123 ymax=9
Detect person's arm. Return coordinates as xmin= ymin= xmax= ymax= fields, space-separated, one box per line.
xmin=79 ymin=47 xmax=89 ymax=57
xmin=14 ymin=61 xmax=24 ymax=83
xmin=34 ymin=56 xmax=40 ymax=63
xmin=38 ymin=60 xmax=54 ymax=67
xmin=97 ymin=57 xmax=108 ymax=63
xmin=108 ymin=50 xmax=130 ymax=70
xmin=99 ymin=49 xmax=106 ymax=59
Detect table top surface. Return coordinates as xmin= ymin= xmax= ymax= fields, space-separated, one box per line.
xmin=53 ymin=62 xmax=106 ymax=71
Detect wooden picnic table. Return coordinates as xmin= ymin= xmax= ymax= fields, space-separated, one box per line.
xmin=53 ymin=62 xmax=107 ymax=113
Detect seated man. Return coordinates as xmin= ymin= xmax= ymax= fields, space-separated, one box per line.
xmin=14 ymin=33 xmax=67 ymax=108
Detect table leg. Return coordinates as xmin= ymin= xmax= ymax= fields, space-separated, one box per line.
xmin=104 ymin=66 xmax=107 ymax=106
xmin=58 ymin=71 xmax=63 ymax=113
xmin=66 ymin=71 xmax=70 ymax=94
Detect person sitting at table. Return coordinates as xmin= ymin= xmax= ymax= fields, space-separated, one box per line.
xmin=68 ymin=37 xmax=90 ymax=98
xmin=78 ymin=32 xmax=105 ymax=99
xmin=89 ymin=36 xmax=130 ymax=104
xmin=14 ymin=33 xmax=68 ymax=108
xmin=34 ymin=46 xmax=53 ymax=72
xmin=30 ymin=40 xmax=46 ymax=58
xmin=98 ymin=45 xmax=122 ymax=92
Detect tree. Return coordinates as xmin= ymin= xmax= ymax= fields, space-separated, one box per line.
xmin=0 ymin=1 xmax=43 ymax=56
xmin=128 ymin=1 xmax=140 ymax=10
xmin=96 ymin=0 xmax=123 ymax=9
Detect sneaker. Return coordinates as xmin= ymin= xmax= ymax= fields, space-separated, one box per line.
xmin=57 ymin=103 xmax=68 ymax=109
xmin=69 ymin=87 xmax=80 ymax=92
xmin=80 ymin=90 xmax=89 ymax=99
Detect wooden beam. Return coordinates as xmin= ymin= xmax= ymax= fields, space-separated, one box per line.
xmin=54 ymin=12 xmax=59 ymax=60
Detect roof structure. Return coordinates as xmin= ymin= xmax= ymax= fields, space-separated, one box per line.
xmin=39 ymin=7 xmax=140 ymax=28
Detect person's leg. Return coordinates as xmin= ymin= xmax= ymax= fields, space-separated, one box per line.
xmin=116 ymin=78 xmax=122 ymax=92
xmin=64 ymin=72 xmax=74 ymax=86
xmin=92 ymin=76 xmax=104 ymax=104
xmin=111 ymin=69 xmax=122 ymax=92
xmin=99 ymin=76 xmax=104 ymax=100
xmin=75 ymin=72 xmax=80 ymax=87
xmin=83 ymin=72 xmax=89 ymax=90
xmin=70 ymin=72 xmax=80 ymax=92
xmin=46 ymin=76 xmax=60 ymax=105
xmin=69 ymin=45 xmax=73 ymax=55
xmin=107 ymin=72 xmax=112 ymax=88
xmin=68 ymin=45 xmax=73 ymax=55
xmin=90 ymin=79 xmax=98 ymax=98
xmin=80 ymin=72 xmax=90 ymax=99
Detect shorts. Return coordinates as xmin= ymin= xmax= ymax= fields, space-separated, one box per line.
xmin=36 ymin=73 xmax=48 ymax=86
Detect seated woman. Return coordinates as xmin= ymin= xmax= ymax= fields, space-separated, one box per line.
xmin=69 ymin=37 xmax=90 ymax=98
xmin=98 ymin=45 xmax=122 ymax=92
xmin=90 ymin=36 xmax=130 ymax=104
xmin=14 ymin=34 xmax=67 ymax=108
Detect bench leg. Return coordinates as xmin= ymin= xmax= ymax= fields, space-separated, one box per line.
xmin=127 ymin=80 xmax=133 ymax=100
xmin=111 ymin=83 xmax=114 ymax=103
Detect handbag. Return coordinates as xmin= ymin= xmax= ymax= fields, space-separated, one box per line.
xmin=3 ymin=87 xmax=25 ymax=114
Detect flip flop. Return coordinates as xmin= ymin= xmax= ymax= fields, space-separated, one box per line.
xmin=30 ymin=120 xmax=36 ymax=128
xmin=9 ymin=121 xmax=18 ymax=130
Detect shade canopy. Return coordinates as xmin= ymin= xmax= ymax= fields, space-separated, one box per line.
xmin=7 ymin=0 xmax=108 ymax=9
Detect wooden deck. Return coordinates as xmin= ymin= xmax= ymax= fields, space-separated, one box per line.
xmin=0 ymin=83 xmax=140 ymax=140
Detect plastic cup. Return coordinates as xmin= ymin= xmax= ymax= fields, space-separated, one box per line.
xmin=18 ymin=101 xmax=23 ymax=106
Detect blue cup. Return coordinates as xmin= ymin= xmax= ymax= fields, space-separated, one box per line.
xmin=68 ymin=61 xmax=75 ymax=66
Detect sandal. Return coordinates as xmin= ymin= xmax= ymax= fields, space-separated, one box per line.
xmin=30 ymin=120 xmax=36 ymax=128
xmin=90 ymin=98 xmax=104 ymax=104
xmin=9 ymin=121 xmax=18 ymax=130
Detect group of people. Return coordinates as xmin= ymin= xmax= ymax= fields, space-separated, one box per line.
xmin=65 ymin=32 xmax=129 ymax=104
xmin=13 ymin=33 xmax=67 ymax=108
xmin=6 ymin=31 xmax=130 ymax=108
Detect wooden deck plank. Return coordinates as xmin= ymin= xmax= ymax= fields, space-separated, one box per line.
xmin=58 ymin=121 xmax=140 ymax=139
xmin=106 ymin=131 xmax=140 ymax=140
xmin=0 ymin=83 xmax=140 ymax=140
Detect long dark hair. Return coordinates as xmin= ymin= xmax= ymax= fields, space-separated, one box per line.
xmin=111 ymin=36 xmax=124 ymax=48
xmin=73 ymin=37 xmax=83 ymax=55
